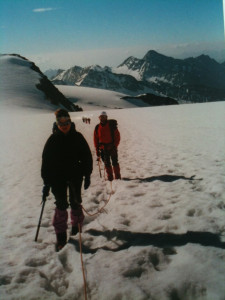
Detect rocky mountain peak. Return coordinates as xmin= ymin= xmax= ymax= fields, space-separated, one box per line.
xmin=143 ymin=50 xmax=170 ymax=62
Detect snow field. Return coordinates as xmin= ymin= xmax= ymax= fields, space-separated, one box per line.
xmin=0 ymin=102 xmax=225 ymax=299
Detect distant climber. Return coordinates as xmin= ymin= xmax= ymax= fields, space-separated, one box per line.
xmin=94 ymin=111 xmax=121 ymax=181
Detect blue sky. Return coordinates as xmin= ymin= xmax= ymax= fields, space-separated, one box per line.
xmin=1 ymin=0 xmax=224 ymax=71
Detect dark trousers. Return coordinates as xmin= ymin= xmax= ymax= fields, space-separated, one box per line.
xmin=101 ymin=146 xmax=121 ymax=180
xmin=51 ymin=176 xmax=83 ymax=210
xmin=101 ymin=146 xmax=119 ymax=167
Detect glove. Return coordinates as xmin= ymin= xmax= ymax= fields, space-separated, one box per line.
xmin=42 ymin=185 xmax=50 ymax=198
xmin=84 ymin=176 xmax=91 ymax=190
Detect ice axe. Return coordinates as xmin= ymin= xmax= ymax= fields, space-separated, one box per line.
xmin=97 ymin=157 xmax=102 ymax=178
xmin=34 ymin=186 xmax=50 ymax=242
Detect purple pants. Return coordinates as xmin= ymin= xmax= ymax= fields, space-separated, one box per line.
xmin=53 ymin=206 xmax=84 ymax=234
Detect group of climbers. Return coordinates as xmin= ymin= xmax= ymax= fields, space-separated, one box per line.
xmin=41 ymin=109 xmax=121 ymax=251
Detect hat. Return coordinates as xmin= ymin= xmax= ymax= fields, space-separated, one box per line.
xmin=55 ymin=109 xmax=70 ymax=120
xmin=99 ymin=111 xmax=107 ymax=117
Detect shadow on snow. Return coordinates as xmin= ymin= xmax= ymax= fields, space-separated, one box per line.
xmin=69 ymin=175 xmax=213 ymax=253
xmin=122 ymin=174 xmax=202 ymax=183
xmin=68 ymin=229 xmax=225 ymax=254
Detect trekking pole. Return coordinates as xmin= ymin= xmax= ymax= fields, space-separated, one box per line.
xmin=34 ymin=195 xmax=47 ymax=242
xmin=98 ymin=158 xmax=102 ymax=178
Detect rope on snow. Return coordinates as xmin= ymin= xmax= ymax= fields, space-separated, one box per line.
xmin=79 ymin=160 xmax=114 ymax=299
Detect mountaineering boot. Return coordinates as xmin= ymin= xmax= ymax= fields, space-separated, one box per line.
xmin=113 ymin=164 xmax=121 ymax=179
xmin=70 ymin=205 xmax=84 ymax=236
xmin=71 ymin=225 xmax=79 ymax=236
xmin=52 ymin=208 xmax=68 ymax=251
xmin=55 ymin=231 xmax=67 ymax=252
xmin=105 ymin=166 xmax=114 ymax=181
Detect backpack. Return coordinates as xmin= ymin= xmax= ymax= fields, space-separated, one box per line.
xmin=95 ymin=119 xmax=118 ymax=142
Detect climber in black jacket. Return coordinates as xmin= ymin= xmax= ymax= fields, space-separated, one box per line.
xmin=41 ymin=109 xmax=93 ymax=251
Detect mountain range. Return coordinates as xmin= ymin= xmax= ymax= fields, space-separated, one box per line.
xmin=47 ymin=50 xmax=225 ymax=103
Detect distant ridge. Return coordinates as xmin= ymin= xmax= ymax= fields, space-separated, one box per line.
xmin=47 ymin=50 xmax=225 ymax=103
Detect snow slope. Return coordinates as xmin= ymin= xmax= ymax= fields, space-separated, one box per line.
xmin=55 ymin=85 xmax=148 ymax=111
xmin=0 ymin=59 xmax=225 ymax=299
xmin=0 ymin=55 xmax=56 ymax=111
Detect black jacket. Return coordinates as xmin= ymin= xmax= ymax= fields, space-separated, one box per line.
xmin=41 ymin=127 xmax=93 ymax=185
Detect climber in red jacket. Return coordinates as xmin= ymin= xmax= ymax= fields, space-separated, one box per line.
xmin=94 ymin=111 xmax=121 ymax=181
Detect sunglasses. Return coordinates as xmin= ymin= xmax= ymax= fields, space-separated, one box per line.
xmin=57 ymin=120 xmax=71 ymax=127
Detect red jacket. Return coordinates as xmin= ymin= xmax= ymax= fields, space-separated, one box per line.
xmin=94 ymin=121 xmax=120 ymax=150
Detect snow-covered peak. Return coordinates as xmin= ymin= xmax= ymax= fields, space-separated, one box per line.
xmin=44 ymin=68 xmax=65 ymax=80
xmin=0 ymin=54 xmax=48 ymax=110
xmin=88 ymin=64 xmax=104 ymax=72
xmin=0 ymin=54 xmax=32 ymax=67
xmin=0 ymin=54 xmax=78 ymax=111
xmin=117 ymin=56 xmax=142 ymax=68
